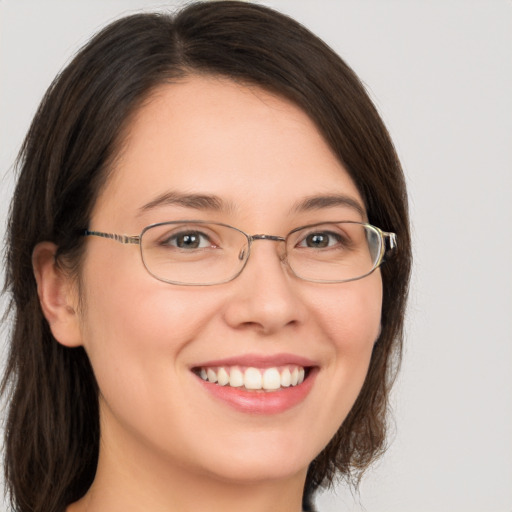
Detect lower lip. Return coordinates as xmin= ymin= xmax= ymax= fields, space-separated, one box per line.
xmin=195 ymin=369 xmax=317 ymax=415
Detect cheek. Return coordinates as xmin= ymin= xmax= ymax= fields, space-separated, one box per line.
xmin=309 ymin=274 xmax=382 ymax=430
xmin=317 ymin=272 xmax=383 ymax=350
xmin=76 ymin=250 xmax=218 ymax=401
xmin=80 ymin=283 xmax=212 ymax=368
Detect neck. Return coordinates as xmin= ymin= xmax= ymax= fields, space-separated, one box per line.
xmin=68 ymin=409 xmax=307 ymax=512
xmin=70 ymin=460 xmax=306 ymax=512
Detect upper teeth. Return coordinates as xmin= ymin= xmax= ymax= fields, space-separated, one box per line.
xmin=198 ymin=365 xmax=306 ymax=391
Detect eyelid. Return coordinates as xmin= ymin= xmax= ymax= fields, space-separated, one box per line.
xmin=153 ymin=224 xmax=219 ymax=248
xmin=290 ymin=225 xmax=344 ymax=246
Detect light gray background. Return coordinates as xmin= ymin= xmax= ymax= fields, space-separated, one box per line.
xmin=1 ymin=1 xmax=511 ymax=511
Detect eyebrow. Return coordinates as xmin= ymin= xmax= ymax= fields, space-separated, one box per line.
xmin=138 ymin=190 xmax=365 ymax=219
xmin=291 ymin=194 xmax=366 ymax=219
xmin=138 ymin=191 xmax=235 ymax=215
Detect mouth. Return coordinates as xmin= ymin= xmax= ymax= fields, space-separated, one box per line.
xmin=191 ymin=355 xmax=318 ymax=414
xmin=192 ymin=364 xmax=310 ymax=392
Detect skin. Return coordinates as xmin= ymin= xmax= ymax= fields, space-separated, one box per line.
xmin=34 ymin=75 xmax=382 ymax=512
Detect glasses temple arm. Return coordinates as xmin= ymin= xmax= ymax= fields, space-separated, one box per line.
xmin=83 ymin=230 xmax=140 ymax=245
xmin=380 ymin=231 xmax=397 ymax=263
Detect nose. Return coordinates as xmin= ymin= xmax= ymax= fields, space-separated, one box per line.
xmin=223 ymin=239 xmax=308 ymax=335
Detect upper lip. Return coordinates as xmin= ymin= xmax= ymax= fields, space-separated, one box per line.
xmin=191 ymin=353 xmax=318 ymax=369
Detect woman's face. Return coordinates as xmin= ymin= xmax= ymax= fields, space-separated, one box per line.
xmin=77 ymin=76 xmax=382 ymax=484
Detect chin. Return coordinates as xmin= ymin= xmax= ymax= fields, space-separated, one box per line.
xmin=187 ymin=427 xmax=323 ymax=485
xmin=200 ymin=454 xmax=309 ymax=485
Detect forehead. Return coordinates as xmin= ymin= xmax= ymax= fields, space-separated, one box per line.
xmin=91 ymin=75 xmax=364 ymax=228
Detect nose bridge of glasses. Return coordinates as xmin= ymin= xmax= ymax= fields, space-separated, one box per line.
xmin=250 ymin=234 xmax=287 ymax=259
xmin=243 ymin=234 xmax=288 ymax=266
xmin=249 ymin=234 xmax=286 ymax=243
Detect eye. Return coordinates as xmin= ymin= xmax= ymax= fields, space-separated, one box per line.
xmin=297 ymin=231 xmax=343 ymax=249
xmin=163 ymin=230 xmax=214 ymax=249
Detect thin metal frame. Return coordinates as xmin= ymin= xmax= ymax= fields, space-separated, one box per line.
xmin=83 ymin=220 xmax=397 ymax=286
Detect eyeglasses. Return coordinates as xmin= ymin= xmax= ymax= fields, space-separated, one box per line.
xmin=83 ymin=220 xmax=396 ymax=286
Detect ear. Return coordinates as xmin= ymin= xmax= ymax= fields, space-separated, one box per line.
xmin=32 ymin=242 xmax=83 ymax=347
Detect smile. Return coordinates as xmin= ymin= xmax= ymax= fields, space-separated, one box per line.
xmin=195 ymin=365 xmax=306 ymax=391
xmin=192 ymin=354 xmax=317 ymax=414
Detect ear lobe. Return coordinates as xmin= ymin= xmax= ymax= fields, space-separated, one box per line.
xmin=32 ymin=241 xmax=83 ymax=347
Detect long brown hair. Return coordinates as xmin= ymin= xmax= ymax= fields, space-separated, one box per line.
xmin=2 ymin=2 xmax=411 ymax=511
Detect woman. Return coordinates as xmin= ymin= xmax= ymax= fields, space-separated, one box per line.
xmin=2 ymin=2 xmax=411 ymax=511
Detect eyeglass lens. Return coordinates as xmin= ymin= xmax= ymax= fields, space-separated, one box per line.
xmin=139 ymin=221 xmax=383 ymax=285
